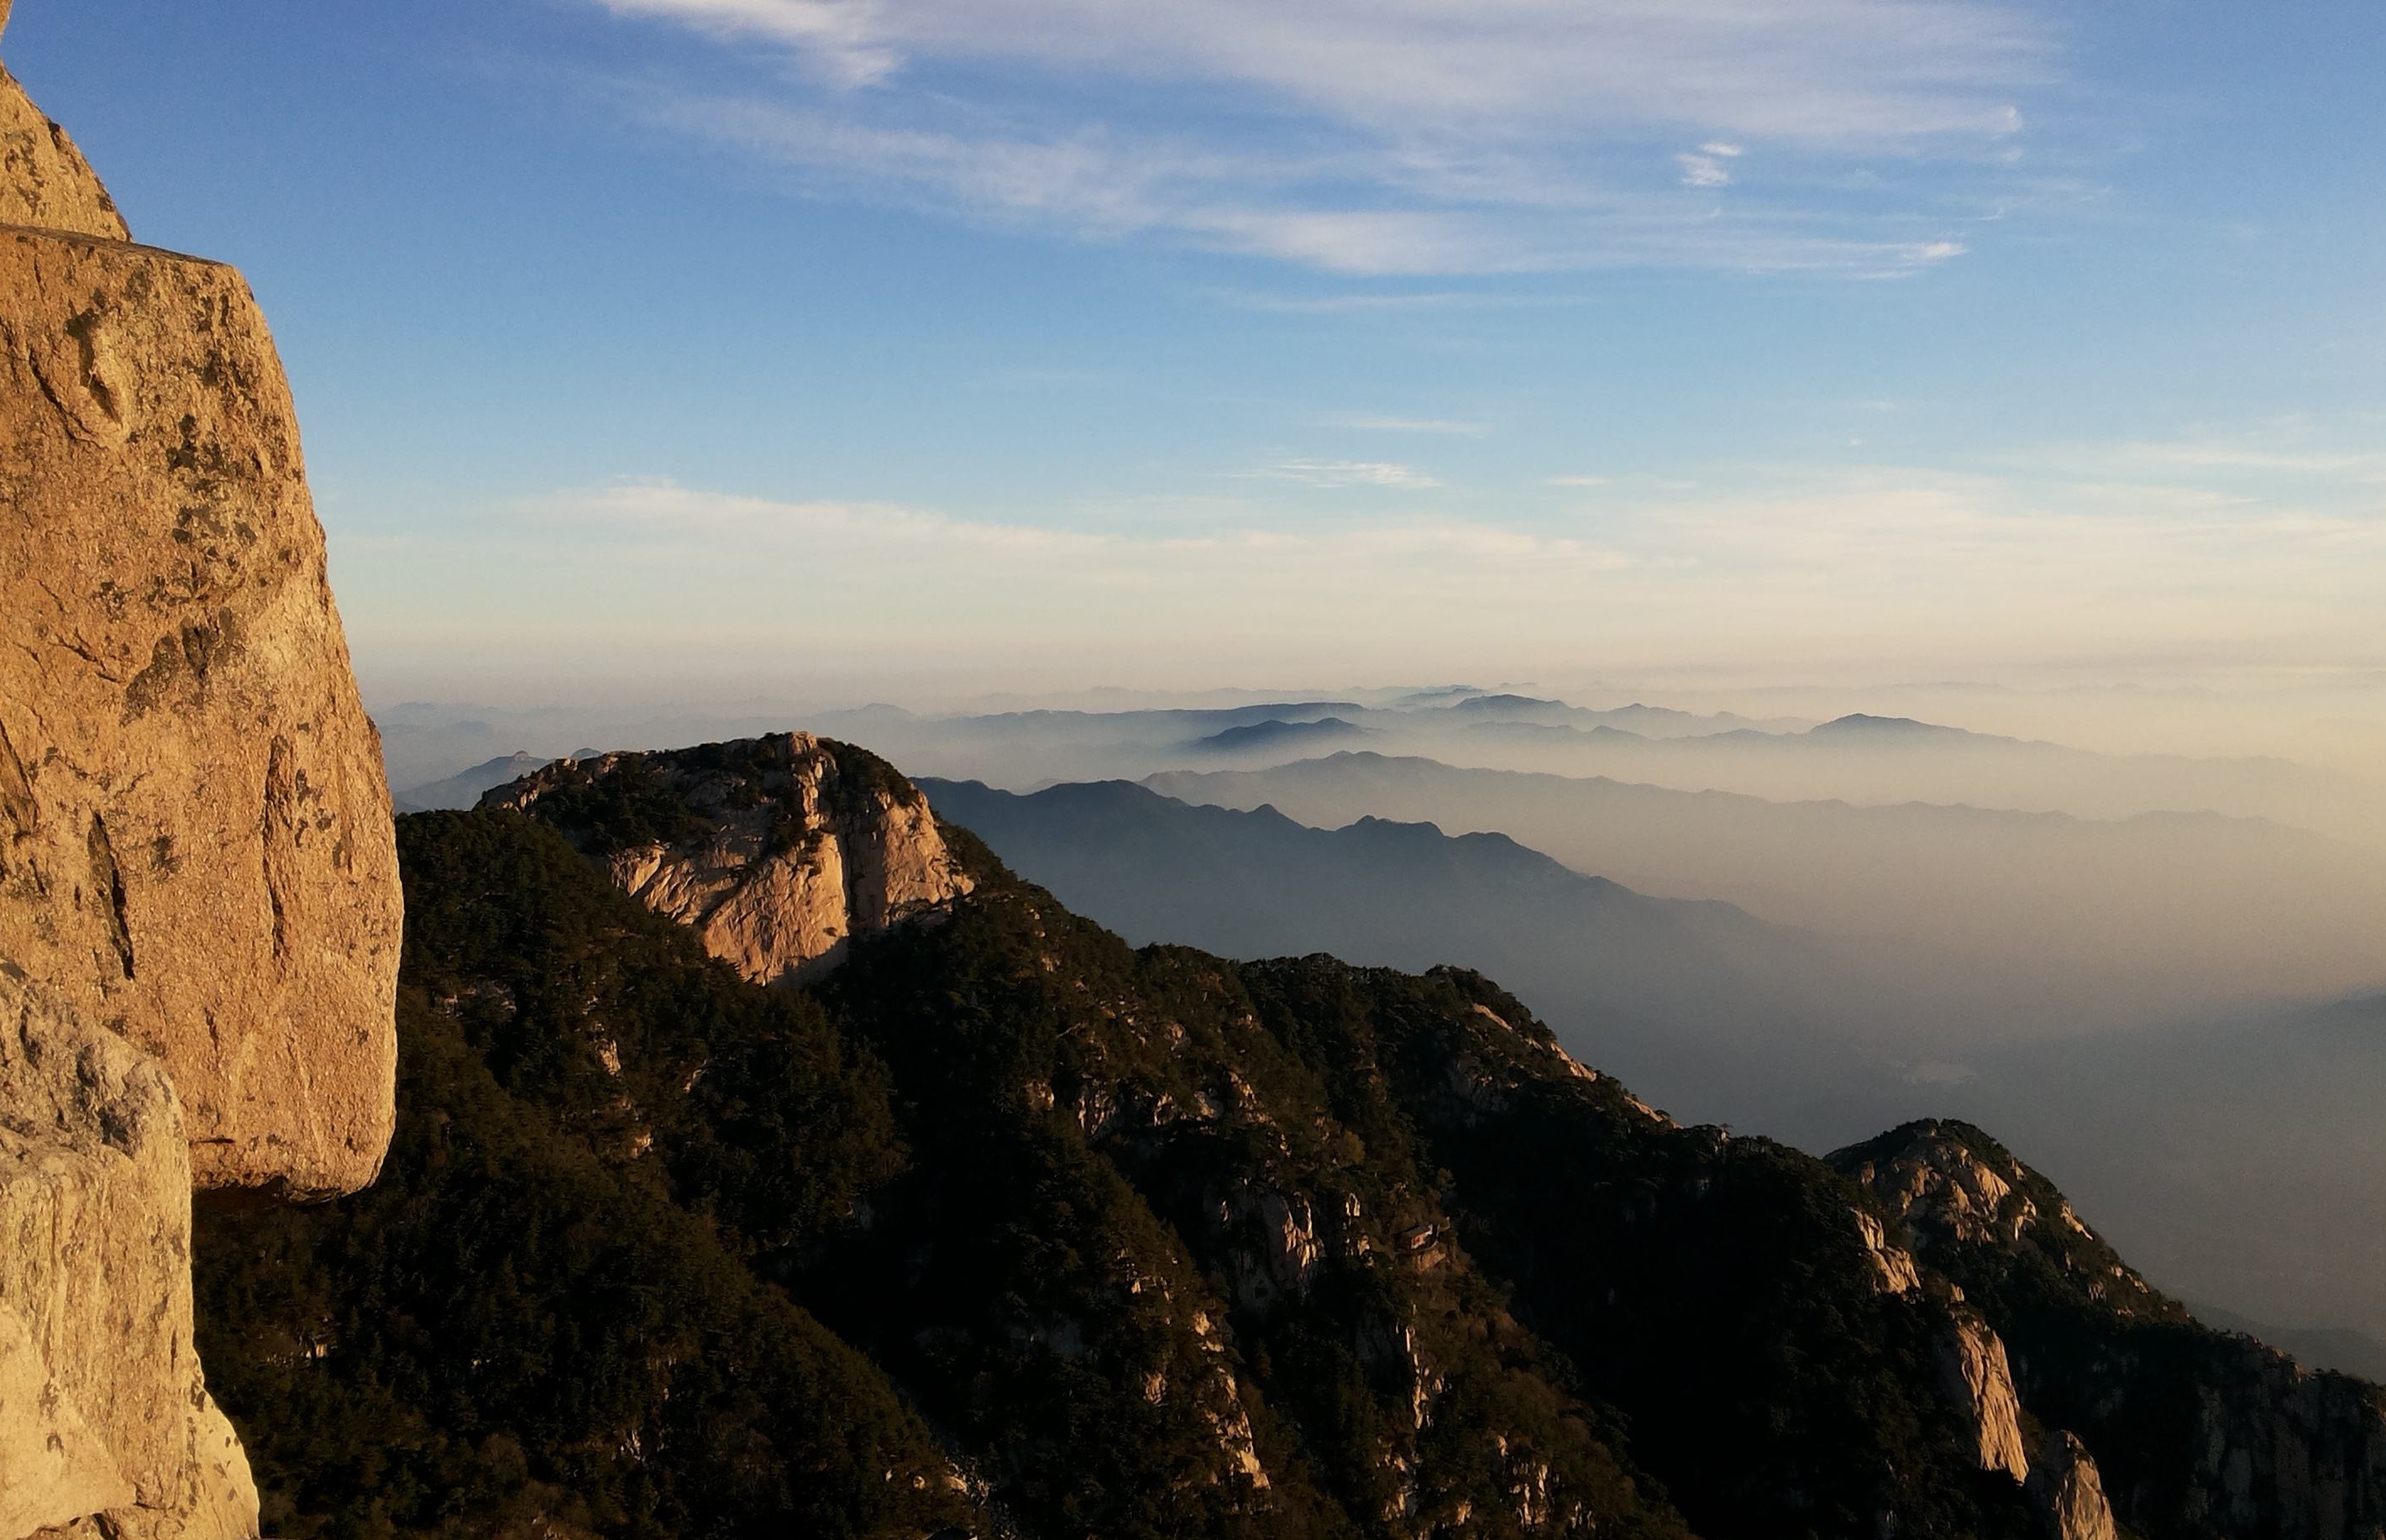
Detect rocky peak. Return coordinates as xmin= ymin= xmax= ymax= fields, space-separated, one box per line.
xmin=1839 ymin=1119 xmax=2034 ymax=1247
xmin=1833 ymin=1120 xmax=2177 ymax=1321
xmin=485 ymin=733 xmax=974 ymax=984
xmin=1 ymin=10 xmax=401 ymax=1532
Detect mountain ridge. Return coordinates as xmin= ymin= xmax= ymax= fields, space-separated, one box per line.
xmin=186 ymin=736 xmax=2386 ymax=1540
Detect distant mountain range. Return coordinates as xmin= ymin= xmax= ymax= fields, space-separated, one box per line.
xmin=1443 ymin=709 xmax=2386 ymax=850
xmin=919 ymin=776 xmax=1873 ymax=1127
xmin=392 ymin=749 xmax=609 ymax=812
xmin=1145 ymin=752 xmax=2386 ymax=1027
xmin=1191 ymin=715 xmax=1372 ymax=755
xmin=375 ymin=689 xmax=2383 ymax=851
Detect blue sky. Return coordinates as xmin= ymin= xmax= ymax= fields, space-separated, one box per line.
xmin=9 ymin=0 xmax=2383 ymax=700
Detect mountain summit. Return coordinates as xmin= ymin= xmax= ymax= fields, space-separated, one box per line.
xmin=485 ymin=733 xmax=974 ymax=984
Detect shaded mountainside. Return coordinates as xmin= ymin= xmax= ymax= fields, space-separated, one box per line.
xmin=393 ymin=752 xmax=559 ymax=813
xmin=914 ymin=776 xmax=1875 ymax=1130
xmin=923 ymin=778 xmax=2386 ymax=1370
xmin=191 ymin=739 xmax=2386 ymax=1540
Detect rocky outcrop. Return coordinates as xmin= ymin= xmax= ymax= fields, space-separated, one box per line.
xmin=0 ymin=972 xmax=258 ymax=1539
xmin=2028 ymin=1430 xmax=2117 ymax=1540
xmin=1837 ymin=1121 xmax=2386 ymax=1540
xmin=486 ymin=734 xmax=973 ymax=983
xmin=1938 ymin=1310 xmax=2032 ymax=1481
xmin=1853 ymin=1207 xmax=1922 ymax=1296
xmin=1845 ymin=1121 xmax=2031 ymax=1246
xmin=2174 ymin=1341 xmax=2386 ymax=1539
xmin=0 ymin=62 xmax=123 ymax=240
xmin=1 ymin=13 xmax=401 ymax=1536
xmin=1225 ymin=1188 xmax=1321 ymax=1307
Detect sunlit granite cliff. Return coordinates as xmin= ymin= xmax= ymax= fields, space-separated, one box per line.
xmin=0 ymin=8 xmax=402 ymax=1533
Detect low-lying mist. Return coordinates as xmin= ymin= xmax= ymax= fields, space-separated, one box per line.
xmin=373 ymin=680 xmax=2386 ymax=1352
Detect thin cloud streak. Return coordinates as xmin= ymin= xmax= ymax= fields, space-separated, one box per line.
xmin=592 ymin=0 xmax=2052 ymax=144
xmin=585 ymin=0 xmax=2050 ymax=275
xmin=1246 ymin=459 xmax=1445 ymax=490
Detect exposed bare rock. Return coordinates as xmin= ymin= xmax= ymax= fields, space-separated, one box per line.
xmin=2028 ymin=1431 xmax=2117 ymax=1540
xmin=0 ymin=230 xmax=401 ymax=1197
xmin=1843 ymin=1124 xmax=2032 ymax=1246
xmin=0 ymin=972 xmax=259 ymax=1539
xmin=1 ymin=29 xmax=398 ymax=1540
xmin=486 ymin=734 xmax=973 ymax=984
xmin=1853 ymin=1207 xmax=1921 ymax=1296
xmin=1226 ymin=1188 xmax=1320 ymax=1307
xmin=0 ymin=66 xmax=125 ymax=240
xmin=1839 ymin=1121 xmax=2386 ymax=1540
xmin=1938 ymin=1311 xmax=2032 ymax=1482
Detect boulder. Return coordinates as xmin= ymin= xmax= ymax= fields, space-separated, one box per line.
xmin=0 ymin=65 xmax=125 ymax=239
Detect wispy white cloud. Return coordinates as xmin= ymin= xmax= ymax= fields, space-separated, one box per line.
xmin=592 ymin=0 xmax=2048 ymax=143
xmin=584 ymin=0 xmax=2047 ymax=275
xmin=1248 ymin=459 xmax=1444 ymax=490
xmin=2019 ymin=425 xmax=2386 ymax=488
xmin=1677 ymin=152 xmax=1735 ymax=188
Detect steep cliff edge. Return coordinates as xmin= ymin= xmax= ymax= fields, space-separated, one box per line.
xmin=0 ymin=14 xmax=401 ymax=1537
xmin=484 ymin=733 xmax=972 ymax=983
xmin=1834 ymin=1120 xmax=2386 ymax=1539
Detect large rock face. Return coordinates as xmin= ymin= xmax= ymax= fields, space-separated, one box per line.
xmin=0 ymin=17 xmax=401 ymax=1538
xmin=0 ymin=226 xmax=402 ymax=1197
xmin=486 ymin=734 xmax=973 ymax=984
xmin=1939 ymin=1310 xmax=2033 ymax=1482
xmin=0 ymin=65 xmax=123 ymax=240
